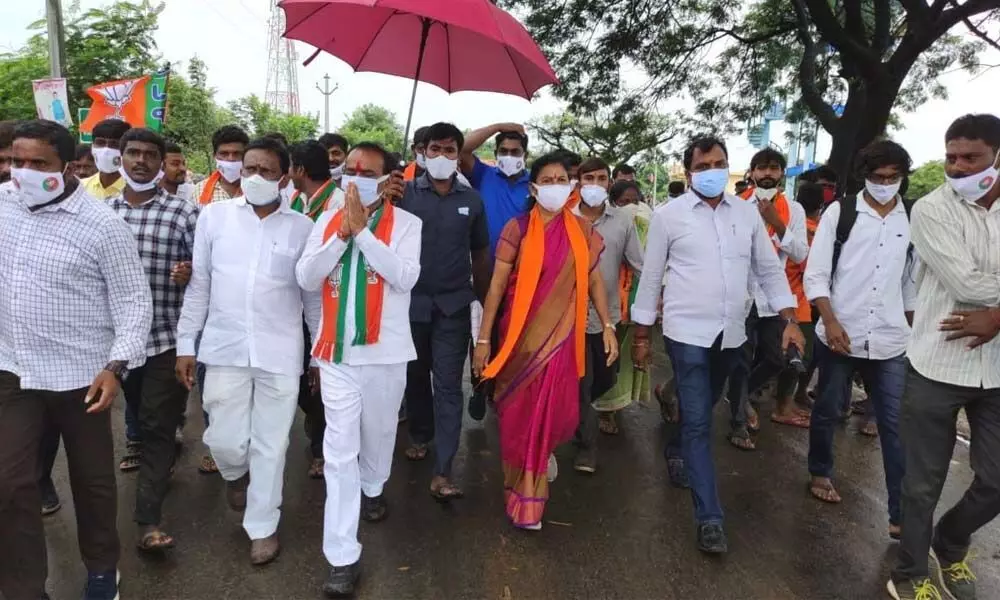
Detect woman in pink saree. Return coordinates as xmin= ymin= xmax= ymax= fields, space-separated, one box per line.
xmin=474 ymin=153 xmax=618 ymax=531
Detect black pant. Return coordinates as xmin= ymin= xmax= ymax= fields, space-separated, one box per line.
xmin=37 ymin=415 xmax=61 ymax=501
xmin=892 ymin=365 xmax=1000 ymax=582
xmin=127 ymin=350 xmax=188 ymax=526
xmin=407 ymin=306 xmax=472 ymax=478
xmin=577 ymin=332 xmax=618 ymax=451
xmin=298 ymin=327 xmax=325 ymax=460
xmin=0 ymin=371 xmax=119 ymax=600
xmin=728 ymin=306 xmax=786 ymax=429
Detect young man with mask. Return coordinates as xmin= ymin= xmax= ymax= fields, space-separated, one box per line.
xmin=574 ymin=157 xmax=644 ymax=473
xmin=403 ymin=126 xmax=430 ymax=181
xmin=296 ymin=141 xmax=422 ymax=598
xmin=160 ymin=142 xmax=194 ymax=202
xmin=399 ymin=123 xmax=489 ymax=499
xmin=631 ymin=136 xmax=804 ymax=554
xmin=804 ymin=139 xmax=913 ymax=544
xmin=319 ymin=132 xmax=350 ymax=184
xmin=800 ymin=165 xmax=839 ymax=206
xmin=109 ymin=128 xmax=200 ymax=553
xmin=176 ymin=137 xmax=320 ymax=566
xmin=0 ymin=120 xmax=152 ymax=600
xmin=82 ymin=118 xmax=131 ymax=201
xmin=194 ymin=125 xmax=249 ymax=205
xmin=726 ymin=147 xmax=809 ymax=449
xmin=888 ymin=113 xmax=1000 ymax=600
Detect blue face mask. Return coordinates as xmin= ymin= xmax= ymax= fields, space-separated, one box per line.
xmin=690 ymin=168 xmax=729 ymax=198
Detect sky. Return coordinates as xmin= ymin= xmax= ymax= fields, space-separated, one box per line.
xmin=3 ymin=0 xmax=998 ymax=170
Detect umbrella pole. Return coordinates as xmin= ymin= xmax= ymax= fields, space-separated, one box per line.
xmin=401 ymin=18 xmax=431 ymax=163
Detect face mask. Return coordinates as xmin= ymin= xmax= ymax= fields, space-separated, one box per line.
xmin=497 ymin=155 xmax=525 ymax=177
xmin=12 ymin=167 xmax=67 ymax=207
xmin=580 ymin=184 xmax=608 ymax=207
xmin=754 ymin=186 xmax=778 ymax=201
xmin=241 ymin=174 xmax=281 ymax=206
xmin=532 ymin=183 xmax=573 ymax=212
xmin=690 ymin=168 xmax=729 ymax=198
xmin=425 ymin=155 xmax=457 ymax=180
xmin=415 ymin=153 xmax=427 ymax=169
xmin=341 ymin=174 xmax=390 ymax=208
xmin=119 ymin=167 xmax=161 ymax=192
xmin=92 ymin=147 xmax=121 ymax=174
xmin=329 ymin=163 xmax=344 ymax=180
xmin=865 ymin=180 xmax=901 ymax=205
xmin=216 ymin=159 xmax=243 ymax=184
xmin=947 ymin=152 xmax=999 ymax=204
xmin=822 ymin=186 xmax=837 ymax=204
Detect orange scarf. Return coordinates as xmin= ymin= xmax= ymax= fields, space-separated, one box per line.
xmin=403 ymin=161 xmax=418 ymax=181
xmin=198 ymin=171 xmax=240 ymax=205
xmin=483 ymin=207 xmax=590 ymax=379
xmin=786 ymin=216 xmax=819 ymax=323
xmin=312 ymin=203 xmax=395 ymax=363
xmin=741 ymin=188 xmax=790 ymax=247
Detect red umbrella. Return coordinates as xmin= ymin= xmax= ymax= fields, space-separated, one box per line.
xmin=279 ymin=0 xmax=559 ymax=155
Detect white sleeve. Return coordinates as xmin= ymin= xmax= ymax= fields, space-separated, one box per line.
xmin=176 ymin=207 xmax=213 ymax=356
xmin=804 ymin=202 xmax=838 ymax=302
xmin=631 ymin=209 xmax=669 ymax=326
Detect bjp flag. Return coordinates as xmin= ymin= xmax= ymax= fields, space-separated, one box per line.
xmin=80 ymin=69 xmax=169 ymax=134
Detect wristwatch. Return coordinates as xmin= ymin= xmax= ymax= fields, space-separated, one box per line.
xmin=104 ymin=361 xmax=129 ymax=382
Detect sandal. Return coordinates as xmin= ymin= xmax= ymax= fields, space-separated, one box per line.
xmin=728 ymin=427 xmax=756 ymax=451
xmin=746 ymin=405 xmax=760 ymax=433
xmin=771 ymin=412 xmax=811 ymax=429
xmin=598 ymin=413 xmax=619 ymax=435
xmin=119 ymin=447 xmax=142 ymax=473
xmin=808 ymin=479 xmax=842 ymax=504
xmin=888 ymin=523 xmax=901 ymax=540
xmin=405 ymin=443 xmax=429 ymax=461
xmin=860 ymin=421 xmax=879 ymax=437
xmin=430 ymin=478 xmax=464 ymax=502
xmin=137 ymin=528 xmax=175 ymax=552
xmin=307 ymin=458 xmax=325 ymax=479
xmin=198 ymin=454 xmax=219 ymax=474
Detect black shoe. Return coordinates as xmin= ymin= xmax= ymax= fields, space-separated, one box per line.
xmin=361 ymin=494 xmax=388 ymax=523
xmin=322 ymin=561 xmax=361 ymax=598
xmin=469 ymin=388 xmax=487 ymax=421
xmin=573 ymin=447 xmax=597 ymax=474
xmin=41 ymin=483 xmax=61 ymax=516
xmin=696 ymin=523 xmax=728 ymax=554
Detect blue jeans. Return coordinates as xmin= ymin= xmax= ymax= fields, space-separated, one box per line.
xmin=808 ymin=340 xmax=906 ymax=524
xmin=663 ymin=335 xmax=741 ymax=524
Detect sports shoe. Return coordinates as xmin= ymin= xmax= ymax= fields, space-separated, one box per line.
xmin=696 ymin=522 xmax=727 ymax=554
xmin=361 ymin=494 xmax=388 ymax=523
xmin=931 ymin=550 xmax=977 ymax=600
xmin=886 ymin=577 xmax=943 ymax=600
xmin=82 ymin=569 xmax=119 ymax=600
xmin=322 ymin=561 xmax=361 ymax=598
xmin=573 ymin=447 xmax=596 ymax=474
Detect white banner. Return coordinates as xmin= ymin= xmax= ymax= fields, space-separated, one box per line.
xmin=32 ymin=78 xmax=73 ymax=127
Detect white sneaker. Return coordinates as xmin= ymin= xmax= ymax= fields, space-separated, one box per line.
xmin=546 ymin=453 xmax=558 ymax=483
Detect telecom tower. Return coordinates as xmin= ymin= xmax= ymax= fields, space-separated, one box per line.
xmin=265 ymin=0 xmax=301 ymax=115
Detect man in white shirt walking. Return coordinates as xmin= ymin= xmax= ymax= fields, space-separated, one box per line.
xmin=176 ymin=137 xmax=320 ymax=566
xmin=296 ymin=142 xmax=421 ymax=598
xmin=804 ymin=140 xmax=914 ymax=540
xmin=631 ymin=136 xmax=804 ymax=554
xmin=888 ymin=114 xmax=1000 ymax=600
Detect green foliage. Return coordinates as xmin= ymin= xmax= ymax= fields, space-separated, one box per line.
xmin=908 ymin=160 xmax=945 ymax=200
xmin=0 ymin=53 xmax=47 ymax=120
xmin=529 ymin=106 xmax=679 ymax=165
xmin=337 ymin=104 xmax=405 ymax=151
xmin=227 ymin=95 xmax=319 ymax=143
xmin=162 ymin=58 xmax=231 ymax=175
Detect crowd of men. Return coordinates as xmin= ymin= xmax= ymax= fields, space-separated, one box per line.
xmin=0 ymin=110 xmax=997 ymax=600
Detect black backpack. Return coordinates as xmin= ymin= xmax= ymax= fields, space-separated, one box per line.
xmin=829 ymin=194 xmax=915 ymax=276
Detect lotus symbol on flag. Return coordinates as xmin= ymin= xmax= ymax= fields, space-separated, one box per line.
xmin=95 ymin=80 xmax=140 ymax=120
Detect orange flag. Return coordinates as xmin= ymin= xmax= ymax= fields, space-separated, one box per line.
xmin=80 ymin=70 xmax=169 ymax=134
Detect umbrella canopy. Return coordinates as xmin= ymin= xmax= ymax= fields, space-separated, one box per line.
xmin=279 ymin=0 xmax=558 ymax=100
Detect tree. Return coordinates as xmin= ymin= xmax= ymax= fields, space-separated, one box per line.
xmin=908 ymin=160 xmax=945 ymax=199
xmin=228 ymin=95 xmax=318 ymax=143
xmin=337 ymin=104 xmax=405 ymax=151
xmin=529 ymin=105 xmax=679 ymax=165
xmin=162 ymin=57 xmax=232 ymax=174
xmin=503 ymin=0 xmax=999 ymax=186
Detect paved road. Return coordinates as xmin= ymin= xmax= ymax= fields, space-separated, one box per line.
xmin=40 ymin=352 xmax=1000 ymax=600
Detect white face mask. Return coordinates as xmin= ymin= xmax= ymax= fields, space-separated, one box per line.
xmin=119 ymin=167 xmax=162 ymax=193
xmin=92 ymin=147 xmax=122 ymax=174
xmin=241 ymin=174 xmax=281 ymax=206
xmin=330 ymin=163 xmax=344 ymax=180
xmin=532 ymin=183 xmax=573 ymax=212
xmin=415 ymin=153 xmax=427 ymax=169
xmin=947 ymin=152 xmax=999 ymax=204
xmin=865 ymin=180 xmax=901 ymax=205
xmin=216 ymin=159 xmax=243 ymax=184
xmin=580 ymin=184 xmax=608 ymax=207
xmin=12 ymin=167 xmax=67 ymax=207
xmin=341 ymin=174 xmax=390 ymax=208
xmin=754 ymin=186 xmax=778 ymax=201
xmin=425 ymin=155 xmax=457 ymax=180
xmin=497 ymin=155 xmax=525 ymax=177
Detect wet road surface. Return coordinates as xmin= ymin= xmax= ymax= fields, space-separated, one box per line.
xmin=39 ymin=351 xmax=1000 ymax=600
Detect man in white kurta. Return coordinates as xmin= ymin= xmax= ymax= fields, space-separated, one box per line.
xmin=176 ymin=139 xmax=320 ymax=565
xmin=296 ymin=143 xmax=421 ymax=598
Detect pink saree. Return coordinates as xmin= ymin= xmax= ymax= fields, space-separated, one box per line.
xmin=493 ymin=213 xmax=603 ymax=528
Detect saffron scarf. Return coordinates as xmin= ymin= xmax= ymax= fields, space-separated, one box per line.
xmin=198 ymin=171 xmax=222 ymax=205
xmin=290 ymin=179 xmax=336 ymax=222
xmin=741 ymin=187 xmax=790 ymax=249
xmin=311 ymin=202 xmax=395 ymax=363
xmin=483 ymin=206 xmax=590 ymax=380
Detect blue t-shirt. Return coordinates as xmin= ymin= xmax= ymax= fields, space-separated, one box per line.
xmin=470 ymin=157 xmax=530 ymax=258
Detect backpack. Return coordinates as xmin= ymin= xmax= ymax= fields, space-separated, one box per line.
xmin=829 ymin=195 xmax=915 ymax=276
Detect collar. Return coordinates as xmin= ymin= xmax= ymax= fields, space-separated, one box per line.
xmin=112 ymin=188 xmax=166 ymax=208
xmin=416 ymin=172 xmax=470 ymax=195
xmin=855 ymin=191 xmax=906 ymax=217
xmin=235 ymin=195 xmax=296 ymax=215
xmin=682 ymin=190 xmax=735 ymax=208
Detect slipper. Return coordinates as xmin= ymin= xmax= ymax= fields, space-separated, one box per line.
xmin=119 ymin=453 xmax=142 ymax=473
xmin=728 ymin=427 xmax=756 ymax=451
xmin=808 ymin=480 xmax=842 ymax=504
xmin=598 ymin=413 xmax=619 ymax=435
xmin=405 ymin=443 xmax=429 ymax=461
xmin=137 ymin=529 xmax=175 ymax=553
xmin=198 ymin=454 xmax=219 ymax=474
xmin=430 ymin=480 xmax=464 ymax=502
xmin=746 ymin=405 xmax=761 ymax=433
xmin=771 ymin=413 xmax=811 ymax=429
xmin=859 ymin=422 xmax=879 ymax=437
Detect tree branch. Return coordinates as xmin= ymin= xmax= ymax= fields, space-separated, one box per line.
xmin=873 ymin=0 xmax=893 ymax=54
xmin=844 ymin=0 xmax=868 ymax=44
xmin=792 ymin=0 xmax=841 ymax=134
xmin=954 ymin=3 xmax=1000 ymax=53
xmin=800 ymin=0 xmax=878 ymax=67
xmin=933 ymin=0 xmax=1000 ymax=39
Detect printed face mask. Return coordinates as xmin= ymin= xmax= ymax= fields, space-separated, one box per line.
xmin=92 ymin=147 xmax=122 ymax=174
xmin=341 ymin=174 xmax=390 ymax=207
xmin=497 ymin=155 xmax=525 ymax=177
xmin=12 ymin=167 xmax=67 ymax=207
xmin=947 ymin=151 xmax=1000 ymax=204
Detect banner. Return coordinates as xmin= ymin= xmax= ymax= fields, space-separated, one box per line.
xmin=78 ymin=109 xmax=92 ymax=143
xmin=32 ymin=78 xmax=73 ymax=127
xmin=80 ymin=69 xmax=169 ymax=134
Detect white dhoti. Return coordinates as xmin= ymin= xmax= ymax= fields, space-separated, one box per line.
xmin=202 ymin=365 xmax=299 ymax=540
xmin=319 ymin=361 xmax=406 ymax=567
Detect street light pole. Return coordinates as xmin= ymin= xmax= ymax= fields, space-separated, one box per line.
xmin=315 ymin=74 xmax=337 ymax=133
xmin=46 ymin=0 xmax=66 ymax=78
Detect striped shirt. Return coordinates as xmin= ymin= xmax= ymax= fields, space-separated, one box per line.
xmin=907 ymin=184 xmax=1000 ymax=389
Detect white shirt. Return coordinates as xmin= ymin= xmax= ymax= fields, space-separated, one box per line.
xmin=805 ymin=194 xmax=916 ymax=359
xmin=907 ymin=184 xmax=1000 ymax=388
xmin=176 ymin=197 xmax=321 ymax=377
xmin=0 ymin=184 xmax=152 ymax=390
xmin=745 ymin=192 xmax=810 ymax=316
xmin=296 ymin=203 xmax=421 ymax=366
xmin=631 ymin=191 xmax=796 ymax=349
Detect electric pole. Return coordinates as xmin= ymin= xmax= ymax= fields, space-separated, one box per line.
xmin=316 ymin=74 xmax=337 ymax=133
xmin=46 ymin=0 xmax=66 ymax=78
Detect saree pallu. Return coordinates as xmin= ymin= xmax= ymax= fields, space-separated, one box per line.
xmin=493 ymin=214 xmax=602 ymax=528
